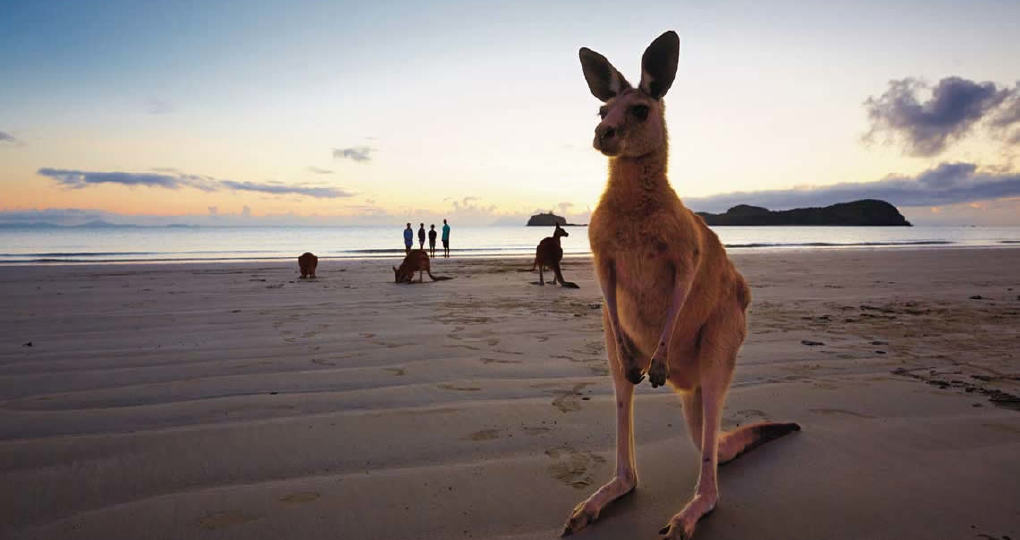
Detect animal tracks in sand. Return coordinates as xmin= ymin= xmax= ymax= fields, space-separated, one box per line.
xmin=197 ymin=511 xmax=259 ymax=530
xmin=531 ymin=382 xmax=595 ymax=413
xmin=464 ymin=424 xmax=552 ymax=442
xmin=437 ymin=382 xmax=482 ymax=392
xmin=279 ymin=491 xmax=321 ymax=504
xmin=545 ymin=445 xmax=607 ymax=489
xmin=479 ymin=357 xmax=523 ymax=365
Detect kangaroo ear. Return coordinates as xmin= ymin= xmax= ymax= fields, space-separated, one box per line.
xmin=639 ymin=31 xmax=679 ymax=100
xmin=579 ymin=47 xmax=631 ymax=102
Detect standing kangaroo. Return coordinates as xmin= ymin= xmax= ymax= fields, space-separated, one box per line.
xmin=531 ymin=224 xmax=579 ymax=288
xmin=562 ymin=31 xmax=799 ymax=539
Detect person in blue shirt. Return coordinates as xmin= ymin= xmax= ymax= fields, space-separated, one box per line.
xmin=441 ymin=219 xmax=451 ymax=258
xmin=403 ymin=223 xmax=413 ymax=254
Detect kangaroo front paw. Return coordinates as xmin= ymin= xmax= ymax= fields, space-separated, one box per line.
xmin=616 ymin=332 xmax=644 ymax=384
xmin=648 ymin=355 xmax=668 ymax=388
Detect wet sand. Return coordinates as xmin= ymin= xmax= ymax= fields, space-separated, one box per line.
xmin=1 ymin=248 xmax=1017 ymax=540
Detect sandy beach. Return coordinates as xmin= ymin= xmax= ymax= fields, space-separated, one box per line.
xmin=1 ymin=247 xmax=1017 ymax=540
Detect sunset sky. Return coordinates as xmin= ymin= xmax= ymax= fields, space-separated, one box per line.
xmin=1 ymin=0 xmax=1017 ymax=226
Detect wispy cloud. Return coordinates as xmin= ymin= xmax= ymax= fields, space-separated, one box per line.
xmin=219 ymin=180 xmax=351 ymax=198
xmin=37 ymin=168 xmax=353 ymax=199
xmin=864 ymin=77 xmax=1018 ymax=156
xmin=333 ymin=146 xmax=373 ymax=162
xmin=307 ymin=166 xmax=334 ymax=174
xmin=0 ymin=131 xmax=20 ymax=145
xmin=685 ymin=162 xmax=1020 ymax=212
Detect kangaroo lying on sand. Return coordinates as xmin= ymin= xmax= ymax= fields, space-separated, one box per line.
xmin=393 ymin=249 xmax=451 ymax=283
xmin=562 ymin=31 xmax=800 ymax=539
xmin=298 ymin=252 xmax=317 ymax=279
xmin=531 ymin=224 xmax=579 ymax=288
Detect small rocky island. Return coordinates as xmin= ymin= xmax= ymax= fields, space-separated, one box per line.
xmin=527 ymin=212 xmax=583 ymax=226
xmin=696 ymin=199 xmax=911 ymax=226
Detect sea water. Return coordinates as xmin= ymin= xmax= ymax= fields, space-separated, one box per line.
xmin=0 ymin=225 xmax=1017 ymax=264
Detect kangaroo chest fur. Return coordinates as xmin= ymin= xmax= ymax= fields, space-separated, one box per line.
xmin=589 ymin=186 xmax=692 ymax=354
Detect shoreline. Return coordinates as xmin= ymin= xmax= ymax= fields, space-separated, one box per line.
xmin=1 ymin=243 xmax=1018 ymax=267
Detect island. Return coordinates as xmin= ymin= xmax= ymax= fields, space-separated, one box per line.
xmin=526 ymin=212 xmax=584 ymax=226
xmin=695 ymin=199 xmax=911 ymax=226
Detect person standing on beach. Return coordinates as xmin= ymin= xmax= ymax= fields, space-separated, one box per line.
xmin=441 ymin=219 xmax=451 ymax=258
xmin=418 ymin=223 xmax=426 ymax=250
xmin=403 ymin=223 xmax=413 ymax=254
xmin=428 ymin=224 xmax=438 ymax=258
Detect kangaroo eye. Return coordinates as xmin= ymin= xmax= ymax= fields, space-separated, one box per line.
xmin=630 ymin=105 xmax=649 ymax=121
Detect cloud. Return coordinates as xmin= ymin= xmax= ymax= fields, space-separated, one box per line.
xmin=307 ymin=166 xmax=334 ymax=174
xmin=333 ymin=146 xmax=373 ymax=162
xmin=864 ymin=77 xmax=1017 ymax=156
xmin=37 ymin=168 xmax=353 ymax=199
xmin=685 ymin=162 xmax=1020 ymax=212
xmin=0 ymin=131 xmax=19 ymax=145
xmin=219 ymin=180 xmax=352 ymax=198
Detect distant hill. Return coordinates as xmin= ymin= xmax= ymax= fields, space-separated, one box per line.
xmin=526 ymin=212 xmax=584 ymax=226
xmin=696 ymin=199 xmax=911 ymax=226
xmin=0 ymin=220 xmax=139 ymax=229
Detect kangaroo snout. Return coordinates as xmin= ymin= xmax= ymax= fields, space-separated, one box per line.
xmin=594 ymin=123 xmax=622 ymax=154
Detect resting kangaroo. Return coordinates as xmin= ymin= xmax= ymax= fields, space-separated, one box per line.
xmin=531 ymin=224 xmax=579 ymax=288
xmin=562 ymin=31 xmax=800 ymax=539
xmin=298 ymin=252 xmax=318 ymax=279
xmin=393 ymin=249 xmax=450 ymax=283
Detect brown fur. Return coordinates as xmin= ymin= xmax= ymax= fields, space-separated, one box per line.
xmin=563 ymin=31 xmax=799 ymax=539
xmin=530 ymin=224 xmax=578 ymax=288
xmin=393 ymin=249 xmax=450 ymax=283
xmin=298 ymin=252 xmax=318 ymax=279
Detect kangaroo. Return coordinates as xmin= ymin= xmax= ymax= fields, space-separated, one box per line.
xmin=562 ymin=31 xmax=799 ymax=539
xmin=530 ymin=224 xmax=579 ymax=288
xmin=393 ymin=249 xmax=450 ymax=283
xmin=298 ymin=252 xmax=318 ymax=279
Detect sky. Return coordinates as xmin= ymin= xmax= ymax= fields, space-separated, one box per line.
xmin=1 ymin=0 xmax=1018 ymax=226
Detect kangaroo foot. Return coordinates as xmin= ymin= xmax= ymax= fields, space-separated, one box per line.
xmin=658 ymin=494 xmax=716 ymax=539
xmin=562 ymin=475 xmax=635 ymax=536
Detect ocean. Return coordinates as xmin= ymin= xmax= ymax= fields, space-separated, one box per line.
xmin=0 ymin=225 xmax=1017 ymax=264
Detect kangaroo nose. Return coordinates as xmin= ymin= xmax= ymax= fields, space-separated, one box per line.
xmin=596 ymin=124 xmax=618 ymax=142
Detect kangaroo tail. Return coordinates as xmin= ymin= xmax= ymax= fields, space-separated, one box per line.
xmin=552 ymin=264 xmax=579 ymax=289
xmin=719 ymin=422 xmax=800 ymax=465
xmin=427 ymin=270 xmax=453 ymax=281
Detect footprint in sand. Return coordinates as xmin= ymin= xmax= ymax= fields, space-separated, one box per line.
xmin=384 ymin=367 xmax=406 ymax=376
xmin=438 ymin=383 xmax=481 ymax=392
xmin=465 ymin=428 xmax=503 ymax=441
xmin=725 ymin=408 xmax=770 ymax=427
xmin=547 ymin=382 xmax=594 ymax=413
xmin=479 ymin=357 xmax=523 ymax=365
xmin=197 ymin=511 xmax=258 ymax=529
xmin=545 ymin=446 xmax=607 ymax=489
xmin=279 ymin=492 xmax=320 ymax=504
